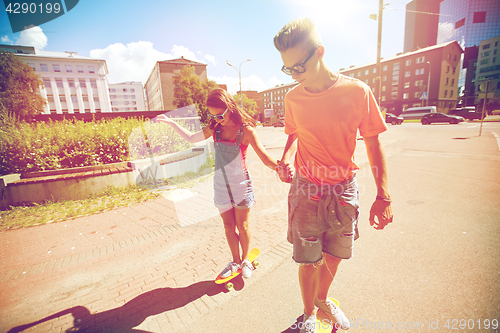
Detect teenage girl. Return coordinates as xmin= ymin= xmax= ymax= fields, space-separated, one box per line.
xmin=157 ymin=88 xmax=288 ymax=278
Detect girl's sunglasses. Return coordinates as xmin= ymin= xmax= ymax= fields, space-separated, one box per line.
xmin=209 ymin=108 xmax=228 ymax=120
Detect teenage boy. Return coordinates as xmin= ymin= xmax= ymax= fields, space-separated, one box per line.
xmin=274 ymin=18 xmax=393 ymax=332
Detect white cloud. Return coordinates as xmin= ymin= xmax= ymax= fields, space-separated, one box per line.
xmin=15 ymin=26 xmax=47 ymax=50
xmin=1 ymin=36 xmax=13 ymax=44
xmin=204 ymin=54 xmax=217 ymax=66
xmin=209 ymin=74 xmax=284 ymax=95
xmin=90 ymin=42 xmax=215 ymax=84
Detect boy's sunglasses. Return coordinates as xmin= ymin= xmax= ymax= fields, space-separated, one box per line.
xmin=281 ymin=45 xmax=320 ymax=76
xmin=209 ymin=108 xmax=229 ymax=120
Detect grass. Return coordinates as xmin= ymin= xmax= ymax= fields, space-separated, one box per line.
xmin=0 ymin=157 xmax=215 ymax=231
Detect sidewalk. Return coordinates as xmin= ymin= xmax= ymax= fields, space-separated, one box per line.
xmin=0 ymin=142 xmax=293 ymax=333
xmin=1 ymin=124 xmax=500 ymax=333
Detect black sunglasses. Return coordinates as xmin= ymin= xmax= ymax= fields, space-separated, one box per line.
xmin=281 ymin=45 xmax=320 ymax=76
xmin=209 ymin=108 xmax=228 ymax=120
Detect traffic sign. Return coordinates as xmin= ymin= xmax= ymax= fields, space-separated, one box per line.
xmin=420 ymin=92 xmax=428 ymax=100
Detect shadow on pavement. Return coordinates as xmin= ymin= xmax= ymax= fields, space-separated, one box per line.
xmin=7 ymin=280 xmax=222 ymax=332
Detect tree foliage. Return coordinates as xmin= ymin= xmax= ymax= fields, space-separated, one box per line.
xmin=172 ymin=65 xmax=219 ymax=124
xmin=0 ymin=51 xmax=46 ymax=123
xmin=234 ymin=93 xmax=259 ymax=118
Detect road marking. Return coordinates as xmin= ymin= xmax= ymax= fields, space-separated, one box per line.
xmin=492 ymin=132 xmax=500 ymax=152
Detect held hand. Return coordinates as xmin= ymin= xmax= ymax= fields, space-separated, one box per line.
xmin=276 ymin=161 xmax=294 ymax=183
xmin=369 ymin=199 xmax=393 ymax=230
xmin=155 ymin=114 xmax=174 ymax=124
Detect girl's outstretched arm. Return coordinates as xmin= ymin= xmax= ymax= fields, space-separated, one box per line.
xmin=244 ymin=126 xmax=278 ymax=170
xmin=156 ymin=114 xmax=213 ymax=143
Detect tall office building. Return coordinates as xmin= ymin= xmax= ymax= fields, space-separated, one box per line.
xmin=437 ymin=0 xmax=500 ymax=95
xmin=404 ymin=0 xmax=442 ymax=53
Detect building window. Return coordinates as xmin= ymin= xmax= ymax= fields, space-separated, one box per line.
xmin=493 ymin=57 xmax=497 ymax=63
xmin=446 ymin=78 xmax=449 ymax=85
xmin=382 ymin=86 xmax=386 ymax=92
xmin=125 ymin=101 xmax=130 ymax=105
xmin=451 ymin=79 xmax=455 ymax=86
xmin=53 ymin=64 xmax=60 ymax=72
xmin=77 ymin=66 xmax=84 ymax=73
xmin=71 ymin=95 xmax=77 ymax=103
xmin=41 ymin=64 xmax=48 ymax=72
xmin=109 ymin=88 xmax=116 ymax=92
xmin=415 ymin=80 xmax=423 ymax=87
xmin=473 ymin=11 xmax=486 ymax=24
xmin=405 ymin=71 xmax=411 ymax=77
xmin=56 ymin=79 xmax=63 ymax=88
xmin=444 ymin=90 xmax=448 ymax=97
xmin=110 ymin=95 xmax=117 ymax=99
xmin=482 ymin=51 xmax=490 ymax=57
xmin=47 ymin=95 xmax=54 ymax=102
xmin=357 ymin=71 xmax=361 ymax=77
xmin=414 ymin=92 xmax=420 ymax=98
xmin=450 ymin=90 xmax=454 ymax=98
xmin=93 ymin=96 xmax=99 ymax=102
xmin=65 ymin=65 xmax=72 ymax=73
xmin=88 ymin=66 xmax=95 ymax=74
xmin=481 ymin=59 xmax=489 ymax=65
xmin=373 ymin=68 xmax=376 ymax=74
xmin=131 ymin=95 xmax=136 ymax=99
xmin=383 ymin=65 xmax=387 ymax=71
xmin=455 ymin=18 xmax=465 ymax=29
xmin=416 ymin=56 xmax=425 ymax=64
xmin=79 ymin=79 xmax=86 ymax=88
xmin=453 ymin=67 xmax=456 ymax=74
xmin=131 ymin=89 xmax=135 ymax=92
xmin=406 ymin=60 xmax=411 ymax=66
xmin=403 ymin=93 xmax=409 ymax=100
xmin=82 ymin=95 xmax=89 ymax=102
xmin=446 ymin=66 xmax=450 ymax=73
xmin=404 ymin=82 xmax=410 ymax=88
xmin=382 ymin=76 xmax=387 ymax=82
xmin=43 ymin=78 xmax=51 ymax=87
xmin=90 ymin=79 xmax=97 ymax=88
xmin=483 ymin=44 xmax=490 ymax=50
xmin=27 ymin=63 xmax=35 ymax=71
xmin=123 ymin=88 xmax=128 ymax=92
xmin=415 ymin=68 xmax=425 ymax=75
xmin=60 ymin=95 xmax=66 ymax=102
xmin=382 ymin=96 xmax=386 ymax=101
xmin=365 ymin=69 xmax=369 ymax=75
xmin=124 ymin=95 xmax=128 ymax=99
xmin=68 ymin=79 xmax=75 ymax=87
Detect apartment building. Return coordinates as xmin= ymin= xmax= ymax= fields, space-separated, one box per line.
xmin=258 ymin=82 xmax=298 ymax=120
xmin=0 ymin=44 xmax=111 ymax=114
xmin=145 ymin=57 xmax=207 ymax=111
xmin=108 ymin=82 xmax=147 ymax=112
xmin=476 ymin=35 xmax=500 ymax=105
xmin=339 ymin=41 xmax=463 ymax=114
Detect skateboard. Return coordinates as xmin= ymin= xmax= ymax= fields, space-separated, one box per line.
xmin=215 ymin=248 xmax=260 ymax=290
xmin=316 ymin=298 xmax=343 ymax=333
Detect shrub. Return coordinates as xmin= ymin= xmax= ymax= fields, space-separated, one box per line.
xmin=0 ymin=117 xmax=193 ymax=175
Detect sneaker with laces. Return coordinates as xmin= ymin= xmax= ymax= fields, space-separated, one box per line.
xmin=300 ymin=313 xmax=317 ymax=333
xmin=220 ymin=262 xmax=239 ymax=278
xmin=241 ymin=259 xmax=254 ymax=278
xmin=315 ymin=298 xmax=350 ymax=330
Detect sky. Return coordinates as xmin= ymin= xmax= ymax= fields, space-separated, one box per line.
xmin=1 ymin=0 xmax=414 ymax=95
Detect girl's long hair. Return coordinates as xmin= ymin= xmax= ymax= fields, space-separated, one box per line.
xmin=206 ymin=88 xmax=256 ymax=129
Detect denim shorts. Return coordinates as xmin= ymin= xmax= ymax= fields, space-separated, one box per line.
xmin=287 ymin=174 xmax=359 ymax=263
xmin=214 ymin=174 xmax=255 ymax=212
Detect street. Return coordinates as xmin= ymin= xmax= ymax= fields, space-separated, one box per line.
xmin=1 ymin=121 xmax=499 ymax=332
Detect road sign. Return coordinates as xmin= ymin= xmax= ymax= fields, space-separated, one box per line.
xmin=420 ymin=92 xmax=428 ymax=100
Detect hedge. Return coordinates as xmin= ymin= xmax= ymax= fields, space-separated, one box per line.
xmin=0 ymin=117 xmax=194 ymax=175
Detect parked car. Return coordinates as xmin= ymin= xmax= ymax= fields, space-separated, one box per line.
xmin=401 ymin=106 xmax=437 ymax=120
xmin=421 ymin=113 xmax=465 ymax=125
xmin=385 ymin=113 xmax=403 ymax=125
xmin=448 ymin=107 xmax=484 ymax=121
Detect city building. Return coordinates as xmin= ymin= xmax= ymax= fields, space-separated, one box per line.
xmin=145 ymin=57 xmax=207 ymax=111
xmin=0 ymin=44 xmax=111 ymax=114
xmin=475 ymin=35 xmax=500 ymax=107
xmin=403 ymin=0 xmax=442 ymax=53
xmin=437 ymin=0 xmax=500 ymax=94
xmin=108 ymin=82 xmax=147 ymax=112
xmin=339 ymin=41 xmax=463 ymax=115
xmin=258 ymin=82 xmax=298 ymax=121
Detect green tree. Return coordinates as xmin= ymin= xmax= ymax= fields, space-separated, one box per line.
xmin=0 ymin=51 xmax=46 ymax=122
xmin=234 ymin=93 xmax=259 ymax=118
xmin=173 ymin=65 xmax=219 ymax=124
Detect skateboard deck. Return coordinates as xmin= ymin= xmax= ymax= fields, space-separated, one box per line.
xmin=316 ymin=298 xmax=342 ymax=333
xmin=215 ymin=248 xmax=260 ymax=290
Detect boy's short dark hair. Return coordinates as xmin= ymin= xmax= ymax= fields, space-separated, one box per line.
xmin=274 ymin=18 xmax=322 ymax=52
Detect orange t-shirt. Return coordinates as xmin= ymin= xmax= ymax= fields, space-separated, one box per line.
xmin=284 ymin=74 xmax=387 ymax=186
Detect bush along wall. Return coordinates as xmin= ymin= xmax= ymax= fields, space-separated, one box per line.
xmin=0 ymin=117 xmax=193 ymax=175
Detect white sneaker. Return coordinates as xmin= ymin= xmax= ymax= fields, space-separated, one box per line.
xmin=315 ymin=298 xmax=350 ymax=330
xmin=300 ymin=313 xmax=317 ymax=333
xmin=220 ymin=262 xmax=239 ymax=278
xmin=241 ymin=259 xmax=254 ymax=278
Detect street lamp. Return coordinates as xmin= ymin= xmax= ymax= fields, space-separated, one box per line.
xmin=370 ymin=0 xmax=384 ymax=107
xmin=227 ymin=59 xmax=252 ymax=105
xmin=426 ymin=61 xmax=431 ymax=107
